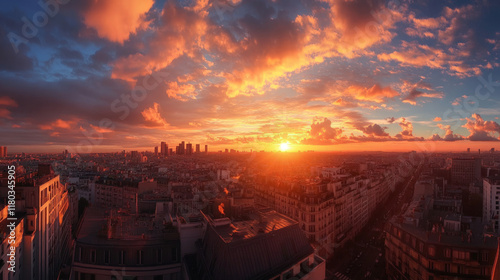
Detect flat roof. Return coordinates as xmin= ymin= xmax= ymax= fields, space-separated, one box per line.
xmin=76 ymin=207 xmax=176 ymax=246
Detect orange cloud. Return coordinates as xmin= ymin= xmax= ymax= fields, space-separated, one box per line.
xmin=0 ymin=108 xmax=12 ymax=119
xmin=89 ymin=124 xmax=113 ymax=133
xmin=141 ymin=102 xmax=169 ymax=127
xmin=378 ymin=42 xmax=449 ymax=69
xmin=463 ymin=113 xmax=500 ymax=141
xmin=433 ymin=117 xmax=442 ymax=122
xmin=302 ymin=117 xmax=344 ymax=145
xmin=83 ymin=0 xmax=154 ymax=44
xmin=40 ymin=119 xmax=77 ymax=130
xmin=166 ymin=81 xmax=197 ymax=101
xmin=428 ymin=124 xmax=463 ymax=141
xmin=399 ymin=80 xmax=444 ymax=105
xmin=111 ymin=1 xmax=209 ymax=83
xmin=345 ymin=84 xmax=399 ymax=103
xmin=394 ymin=117 xmax=423 ymax=140
xmin=378 ymin=41 xmax=479 ymax=77
xmin=327 ymin=0 xmax=402 ymax=57
xmin=0 ymin=96 xmax=17 ymax=107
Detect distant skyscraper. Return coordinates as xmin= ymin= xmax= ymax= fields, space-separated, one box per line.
xmin=178 ymin=141 xmax=185 ymax=155
xmin=186 ymin=143 xmax=193 ymax=155
xmin=205 ymin=145 xmax=208 ymax=154
xmin=467 ymin=148 xmax=470 ymax=153
xmin=196 ymin=144 xmax=200 ymax=153
xmin=225 ymin=148 xmax=228 ymax=153
xmin=161 ymin=142 xmax=168 ymax=157
xmin=0 ymin=146 xmax=6 ymax=157
xmin=154 ymin=146 xmax=158 ymax=156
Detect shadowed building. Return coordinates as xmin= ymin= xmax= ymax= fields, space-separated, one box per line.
xmin=450 ymin=158 xmax=482 ymax=186
xmin=71 ymin=207 xmax=182 ymax=280
xmin=183 ymin=209 xmax=325 ymax=280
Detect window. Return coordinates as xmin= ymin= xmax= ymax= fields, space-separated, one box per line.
xmin=428 ymin=246 xmax=435 ymax=257
xmin=119 ymin=250 xmax=124 ymax=265
xmin=428 ymin=261 xmax=434 ymax=270
xmin=171 ymin=247 xmax=178 ymax=262
xmin=445 ymin=249 xmax=451 ymax=258
xmin=90 ymin=250 xmax=96 ymax=263
xmin=482 ymin=252 xmax=489 ymax=261
xmin=77 ymin=247 xmax=82 ymax=262
xmin=157 ymin=248 xmax=162 ymax=264
xmin=282 ymin=269 xmax=294 ymax=280
xmin=104 ymin=250 xmax=110 ymax=264
xmin=136 ymin=250 xmax=143 ymax=265
xmin=444 ymin=263 xmax=450 ymax=273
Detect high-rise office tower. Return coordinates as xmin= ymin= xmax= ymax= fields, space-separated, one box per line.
xmin=196 ymin=144 xmax=200 ymax=153
xmin=178 ymin=141 xmax=185 ymax=155
xmin=205 ymin=145 xmax=208 ymax=154
xmin=186 ymin=143 xmax=193 ymax=155
xmin=154 ymin=146 xmax=158 ymax=156
xmin=0 ymin=146 xmax=6 ymax=157
xmin=161 ymin=142 xmax=168 ymax=157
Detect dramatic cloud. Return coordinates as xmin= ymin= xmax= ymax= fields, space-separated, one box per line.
xmin=302 ymin=118 xmax=343 ymax=145
xmin=83 ymin=0 xmax=154 ymax=43
xmin=399 ymin=80 xmax=444 ymax=105
xmin=463 ymin=113 xmax=500 ymax=141
xmin=429 ymin=124 xmax=464 ymax=141
xmin=0 ymin=0 xmax=499 ymax=152
xmin=361 ymin=124 xmax=389 ymax=137
xmin=377 ymin=41 xmax=481 ymax=77
xmin=345 ymin=84 xmax=399 ymax=103
xmin=141 ymin=102 xmax=169 ymax=127
xmin=40 ymin=119 xmax=80 ymax=130
xmin=166 ymin=82 xmax=197 ymax=101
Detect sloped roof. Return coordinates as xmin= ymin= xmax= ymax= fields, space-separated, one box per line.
xmin=198 ymin=214 xmax=313 ymax=280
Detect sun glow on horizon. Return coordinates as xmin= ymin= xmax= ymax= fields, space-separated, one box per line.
xmin=280 ymin=142 xmax=290 ymax=152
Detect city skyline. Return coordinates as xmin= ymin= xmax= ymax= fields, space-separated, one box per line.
xmin=1 ymin=1 xmax=500 ymax=153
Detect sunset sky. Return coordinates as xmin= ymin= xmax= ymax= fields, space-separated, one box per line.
xmin=1 ymin=0 xmax=500 ymax=153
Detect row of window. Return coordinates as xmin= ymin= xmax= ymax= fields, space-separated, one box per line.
xmin=389 ymin=228 xmax=490 ymax=262
xmin=76 ymin=247 xmax=178 ymax=265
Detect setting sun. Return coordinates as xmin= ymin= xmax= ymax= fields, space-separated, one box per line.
xmin=280 ymin=142 xmax=290 ymax=152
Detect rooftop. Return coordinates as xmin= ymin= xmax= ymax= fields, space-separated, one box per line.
xmin=199 ymin=209 xmax=315 ymax=280
xmin=390 ymin=214 xmax=497 ymax=249
xmin=205 ymin=209 xmax=297 ymax=243
xmin=76 ymin=207 xmax=178 ymax=246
